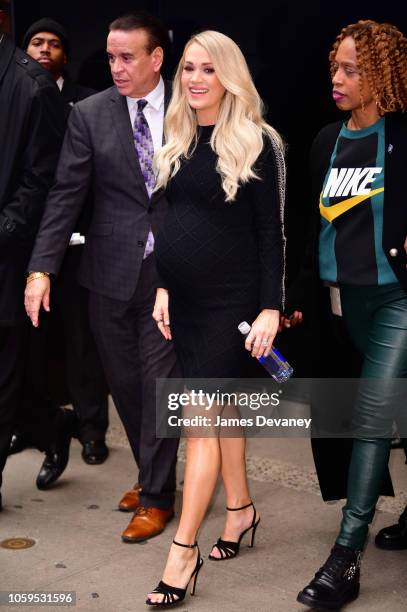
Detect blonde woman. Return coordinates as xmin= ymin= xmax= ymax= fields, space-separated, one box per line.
xmin=146 ymin=30 xmax=286 ymax=607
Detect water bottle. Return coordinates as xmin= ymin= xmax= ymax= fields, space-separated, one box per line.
xmin=238 ymin=321 xmax=293 ymax=383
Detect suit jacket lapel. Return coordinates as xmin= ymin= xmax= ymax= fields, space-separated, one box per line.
xmin=109 ymin=88 xmax=150 ymax=202
xmin=109 ymin=80 xmax=172 ymax=206
xmin=60 ymin=78 xmax=78 ymax=106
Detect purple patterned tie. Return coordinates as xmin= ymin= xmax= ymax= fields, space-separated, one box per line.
xmin=133 ymin=99 xmax=155 ymax=196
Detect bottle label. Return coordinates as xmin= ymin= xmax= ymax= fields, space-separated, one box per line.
xmin=271 ymin=347 xmax=285 ymax=362
xmin=258 ymin=355 xmax=279 ymax=371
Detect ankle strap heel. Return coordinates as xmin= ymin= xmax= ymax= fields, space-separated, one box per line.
xmin=226 ymin=501 xmax=253 ymax=511
xmin=146 ymin=540 xmax=203 ymax=607
xmin=208 ymin=501 xmax=260 ymax=561
xmin=172 ymin=539 xmax=197 ymax=548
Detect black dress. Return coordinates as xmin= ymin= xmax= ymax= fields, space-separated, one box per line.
xmin=155 ymin=125 xmax=285 ymax=378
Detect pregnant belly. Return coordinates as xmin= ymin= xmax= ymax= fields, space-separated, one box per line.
xmin=156 ymin=233 xmax=258 ymax=295
xmin=155 ymin=220 xmax=258 ymax=287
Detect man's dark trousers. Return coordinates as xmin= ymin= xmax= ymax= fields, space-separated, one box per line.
xmin=52 ymin=246 xmax=109 ymax=442
xmin=0 ymin=326 xmax=28 ymax=490
xmin=89 ymin=254 xmax=178 ymax=508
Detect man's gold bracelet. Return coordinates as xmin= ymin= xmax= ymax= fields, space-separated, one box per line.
xmin=26 ymin=272 xmax=50 ymax=285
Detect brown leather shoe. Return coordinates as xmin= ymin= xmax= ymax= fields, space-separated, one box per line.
xmin=121 ymin=506 xmax=174 ymax=543
xmin=118 ymin=484 xmax=142 ymax=512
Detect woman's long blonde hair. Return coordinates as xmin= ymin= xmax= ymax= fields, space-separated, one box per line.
xmin=154 ymin=30 xmax=284 ymax=202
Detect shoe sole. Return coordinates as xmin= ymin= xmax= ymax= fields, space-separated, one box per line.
xmin=82 ymin=457 xmax=108 ymax=465
xmin=375 ymin=541 xmax=407 ymax=550
xmin=118 ymin=506 xmax=138 ymax=513
xmin=121 ymin=514 xmax=174 ymax=543
xmin=297 ymin=583 xmax=360 ymax=609
xmin=146 ymin=599 xmax=184 ymax=609
xmin=8 ymin=447 xmax=29 ymax=456
xmin=122 ymin=529 xmax=165 ymax=543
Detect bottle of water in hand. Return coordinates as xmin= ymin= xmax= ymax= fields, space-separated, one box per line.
xmin=238 ymin=321 xmax=294 ymax=383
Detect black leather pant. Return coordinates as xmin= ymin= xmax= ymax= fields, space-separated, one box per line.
xmin=336 ymin=283 xmax=407 ymax=550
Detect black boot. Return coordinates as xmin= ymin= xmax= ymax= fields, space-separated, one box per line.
xmin=375 ymin=505 xmax=407 ymax=550
xmin=36 ymin=408 xmax=76 ymax=490
xmin=297 ymin=544 xmax=361 ymax=610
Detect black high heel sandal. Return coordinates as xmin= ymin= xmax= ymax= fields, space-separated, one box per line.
xmin=208 ymin=501 xmax=260 ymax=561
xmin=146 ymin=539 xmax=204 ymax=607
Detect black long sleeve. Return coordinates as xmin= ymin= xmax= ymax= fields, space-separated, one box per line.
xmin=0 ymin=74 xmax=64 ymax=247
xmin=251 ymin=140 xmax=286 ymax=310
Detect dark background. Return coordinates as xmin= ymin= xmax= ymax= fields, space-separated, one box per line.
xmin=10 ymin=0 xmax=407 ymax=371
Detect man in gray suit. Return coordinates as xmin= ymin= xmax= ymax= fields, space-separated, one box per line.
xmin=25 ymin=11 xmax=178 ymax=542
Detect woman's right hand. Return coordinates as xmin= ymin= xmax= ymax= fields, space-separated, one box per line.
xmin=152 ymin=288 xmax=172 ymax=340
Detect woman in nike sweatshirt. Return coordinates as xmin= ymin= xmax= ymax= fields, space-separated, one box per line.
xmin=295 ymin=20 xmax=407 ymax=611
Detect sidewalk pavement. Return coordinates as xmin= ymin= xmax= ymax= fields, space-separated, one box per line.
xmin=1 ymin=399 xmax=406 ymax=612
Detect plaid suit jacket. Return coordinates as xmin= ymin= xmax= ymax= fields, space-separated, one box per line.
xmin=29 ymin=80 xmax=172 ymax=301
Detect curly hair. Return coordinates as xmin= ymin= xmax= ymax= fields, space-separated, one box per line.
xmin=329 ymin=20 xmax=407 ymax=114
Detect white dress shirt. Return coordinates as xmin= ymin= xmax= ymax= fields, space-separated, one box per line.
xmin=126 ymin=76 xmax=165 ymax=259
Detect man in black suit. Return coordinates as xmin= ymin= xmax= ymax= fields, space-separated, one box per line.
xmin=0 ymin=6 xmax=64 ymax=509
xmin=10 ymin=18 xmax=110 ymax=470
xmin=25 ymin=11 xmax=179 ymax=542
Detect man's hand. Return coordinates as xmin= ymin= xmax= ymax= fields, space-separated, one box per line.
xmin=24 ymin=276 xmax=51 ymax=327
xmin=278 ymin=310 xmax=304 ymax=332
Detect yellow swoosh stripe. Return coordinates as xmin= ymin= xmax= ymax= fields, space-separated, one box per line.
xmin=319 ymin=187 xmax=384 ymax=223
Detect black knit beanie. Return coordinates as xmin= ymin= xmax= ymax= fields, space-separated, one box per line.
xmin=22 ymin=18 xmax=69 ymax=55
